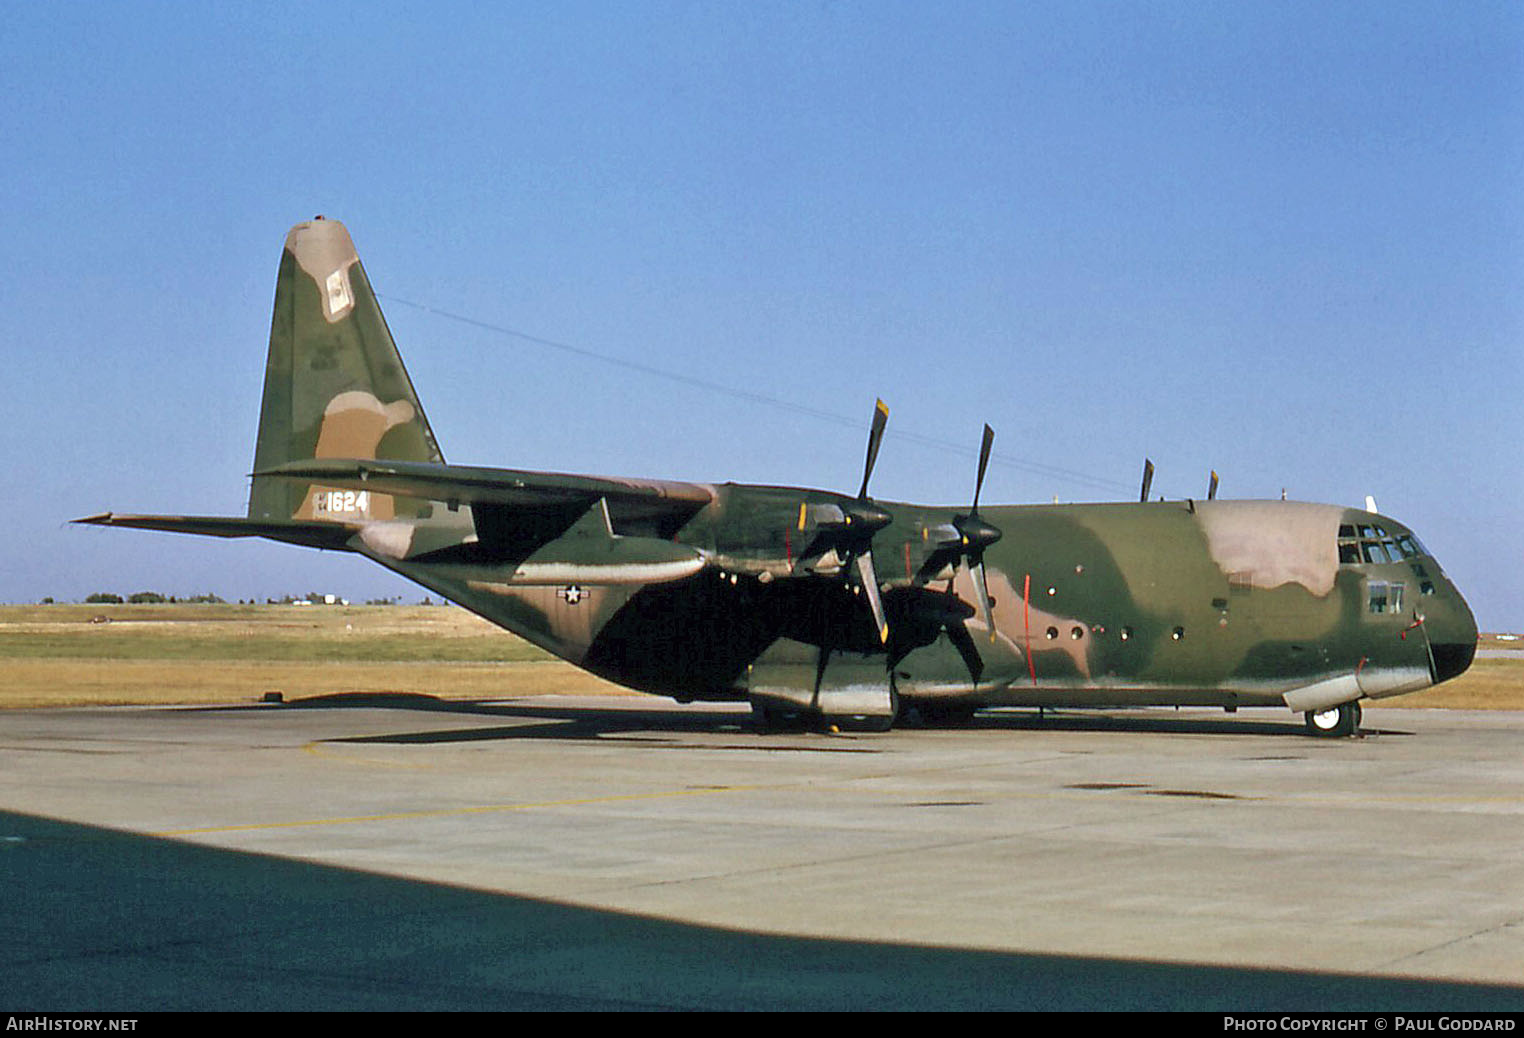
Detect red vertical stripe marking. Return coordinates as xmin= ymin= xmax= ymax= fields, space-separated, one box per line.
xmin=1024 ymin=573 xmax=1036 ymax=685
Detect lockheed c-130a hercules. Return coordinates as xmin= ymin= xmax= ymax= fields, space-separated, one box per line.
xmin=78 ymin=218 xmax=1479 ymax=736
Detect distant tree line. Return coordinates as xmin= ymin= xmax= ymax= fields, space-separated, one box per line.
xmin=81 ymin=592 xmax=226 ymax=604
xmin=48 ymin=592 xmax=434 ymax=606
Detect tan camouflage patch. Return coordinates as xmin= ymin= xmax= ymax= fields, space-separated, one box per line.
xmin=964 ymin=567 xmax=1093 ymax=679
xmin=1196 ymin=501 xmax=1341 ymax=596
xmin=284 ymin=219 xmax=361 ymax=324
xmin=293 ymin=390 xmax=419 ymax=520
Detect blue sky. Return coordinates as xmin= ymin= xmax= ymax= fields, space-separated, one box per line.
xmin=3 ymin=2 xmax=1521 ymax=628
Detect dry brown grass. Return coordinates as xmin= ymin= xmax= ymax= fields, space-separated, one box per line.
xmin=0 ymin=659 xmax=626 ymax=709
xmin=0 ymin=604 xmax=628 ymax=708
xmin=1363 ymin=658 xmax=1524 ymax=711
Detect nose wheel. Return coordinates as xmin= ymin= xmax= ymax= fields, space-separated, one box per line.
xmin=1304 ymin=700 xmax=1362 ymax=738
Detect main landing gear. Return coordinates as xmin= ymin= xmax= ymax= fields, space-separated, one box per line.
xmin=750 ymin=701 xmax=895 ymax=733
xmin=1303 ymin=700 xmax=1362 ymax=738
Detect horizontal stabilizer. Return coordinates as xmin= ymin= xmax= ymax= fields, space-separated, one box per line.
xmin=255 ymin=458 xmax=714 ymax=538
xmin=72 ymin=513 xmax=359 ymax=552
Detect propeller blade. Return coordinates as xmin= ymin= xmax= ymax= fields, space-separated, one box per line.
xmin=1208 ymin=470 xmax=1219 ymax=501
xmin=855 ymin=551 xmax=890 ymax=644
xmin=1139 ymin=458 xmax=1155 ymax=503
xmin=971 ymin=559 xmax=996 ymax=643
xmin=812 ymin=643 xmax=830 ymax=705
xmin=858 ymin=399 xmax=889 ymax=500
xmin=971 ymin=423 xmax=994 ymax=514
xmin=945 ymin=619 xmax=985 ymax=685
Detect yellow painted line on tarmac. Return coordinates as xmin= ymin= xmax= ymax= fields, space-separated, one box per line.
xmin=149 ymin=784 xmax=1524 ymax=840
xmin=300 ymin=739 xmax=433 ymax=770
xmin=147 ymin=783 xmax=1174 ymax=839
xmin=152 ymin=784 xmax=767 ymax=837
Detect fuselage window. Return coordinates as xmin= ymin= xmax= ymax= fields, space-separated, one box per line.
xmin=1368 ymin=581 xmax=1405 ymax=614
xmin=1368 ymin=581 xmax=1389 ymax=613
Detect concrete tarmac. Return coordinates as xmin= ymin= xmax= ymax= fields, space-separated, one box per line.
xmin=2 ymin=695 xmax=1522 ymax=1011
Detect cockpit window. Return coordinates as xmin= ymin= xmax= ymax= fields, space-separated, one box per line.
xmin=1361 ymin=541 xmax=1392 ymax=564
xmin=1338 ymin=527 xmax=1427 ymax=567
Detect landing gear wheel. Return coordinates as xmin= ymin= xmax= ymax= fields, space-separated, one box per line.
xmin=1304 ymin=700 xmax=1362 ymax=738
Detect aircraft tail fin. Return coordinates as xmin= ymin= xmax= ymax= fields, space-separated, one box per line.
xmin=249 ymin=218 xmax=444 ymax=523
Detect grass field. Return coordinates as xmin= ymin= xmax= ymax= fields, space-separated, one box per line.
xmin=1 ymin=603 xmax=1519 ymax=710
xmin=0 ymin=604 xmax=626 ymax=708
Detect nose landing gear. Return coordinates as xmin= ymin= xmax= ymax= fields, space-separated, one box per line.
xmin=1304 ymin=700 xmax=1362 ymax=738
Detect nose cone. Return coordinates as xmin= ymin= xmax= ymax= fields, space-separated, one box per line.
xmin=1427 ymin=583 xmax=1479 ymax=685
xmin=1431 ymin=639 xmax=1476 ymax=684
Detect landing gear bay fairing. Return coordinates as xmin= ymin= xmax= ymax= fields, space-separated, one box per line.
xmin=78 ymin=219 xmax=1478 ymax=735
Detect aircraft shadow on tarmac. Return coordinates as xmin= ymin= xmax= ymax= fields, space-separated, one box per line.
xmin=198 ymin=692 xmax=1413 ymax=746
xmin=1 ymin=807 xmax=1514 ymax=1012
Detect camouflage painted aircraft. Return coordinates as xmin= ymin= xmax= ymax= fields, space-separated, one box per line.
xmin=78 ymin=218 xmax=1479 ymax=736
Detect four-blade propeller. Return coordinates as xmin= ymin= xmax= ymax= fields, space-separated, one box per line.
xmin=914 ymin=424 xmax=1002 ymax=636
xmin=791 ymin=400 xmax=894 ymax=643
xmin=953 ymin=424 xmax=1002 ymax=641
xmin=795 ymin=402 xmax=1003 ymax=679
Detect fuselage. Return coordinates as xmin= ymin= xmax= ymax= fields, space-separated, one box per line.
xmin=370 ymin=484 xmax=1477 ymax=713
